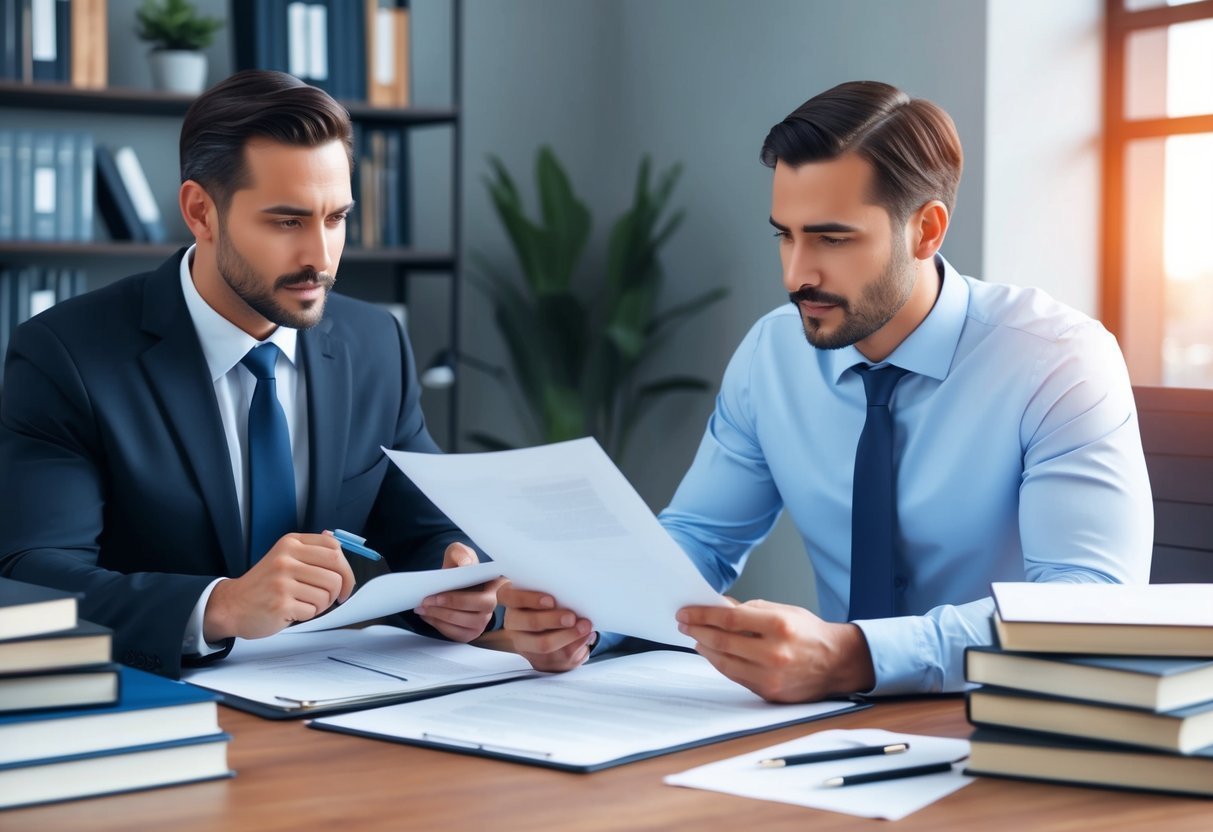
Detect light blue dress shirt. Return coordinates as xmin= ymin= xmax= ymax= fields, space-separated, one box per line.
xmin=658 ymin=256 xmax=1153 ymax=695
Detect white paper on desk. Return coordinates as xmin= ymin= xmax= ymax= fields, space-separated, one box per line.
xmin=181 ymin=625 xmax=534 ymax=710
xmin=383 ymin=438 xmax=727 ymax=647
xmin=312 ymin=651 xmax=859 ymax=769
xmin=665 ymin=728 xmax=973 ymax=821
xmin=285 ymin=562 xmax=504 ymax=633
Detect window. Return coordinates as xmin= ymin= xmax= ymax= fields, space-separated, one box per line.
xmin=1104 ymin=0 xmax=1213 ymax=387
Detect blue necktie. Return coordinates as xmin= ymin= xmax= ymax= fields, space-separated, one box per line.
xmin=849 ymin=363 xmax=909 ymax=621
xmin=241 ymin=343 xmax=297 ymax=566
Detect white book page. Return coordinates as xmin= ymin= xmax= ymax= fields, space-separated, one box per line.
xmin=384 ymin=439 xmax=728 ymax=647
xmin=992 ymin=582 xmax=1213 ymax=626
xmin=313 ymin=651 xmax=857 ymax=769
xmin=182 ymin=626 xmax=533 ymax=708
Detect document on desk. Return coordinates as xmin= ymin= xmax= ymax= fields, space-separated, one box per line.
xmin=181 ymin=626 xmax=535 ymax=719
xmin=309 ymin=650 xmax=866 ymax=771
xmin=285 ymin=562 xmax=504 ymax=633
xmin=664 ymin=728 xmax=973 ymax=821
xmin=383 ymin=438 xmax=728 ymax=647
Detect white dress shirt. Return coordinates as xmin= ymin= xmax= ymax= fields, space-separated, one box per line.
xmin=179 ymin=245 xmax=311 ymax=655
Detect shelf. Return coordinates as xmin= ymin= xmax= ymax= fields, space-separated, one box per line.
xmin=0 ymin=241 xmax=456 ymax=268
xmin=0 ymin=81 xmax=457 ymax=125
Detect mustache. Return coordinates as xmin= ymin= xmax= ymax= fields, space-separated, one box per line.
xmin=276 ymin=270 xmax=336 ymax=290
xmin=789 ymin=286 xmax=847 ymax=309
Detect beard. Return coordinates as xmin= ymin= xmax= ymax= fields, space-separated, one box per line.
xmin=788 ymin=240 xmax=916 ymax=350
xmin=216 ymin=224 xmax=336 ymax=330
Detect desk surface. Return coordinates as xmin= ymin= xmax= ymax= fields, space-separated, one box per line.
xmin=4 ymin=694 xmax=1211 ymax=831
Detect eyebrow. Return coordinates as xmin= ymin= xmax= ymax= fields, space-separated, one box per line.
xmin=768 ymin=217 xmax=860 ymax=234
xmin=262 ymin=202 xmax=356 ymax=217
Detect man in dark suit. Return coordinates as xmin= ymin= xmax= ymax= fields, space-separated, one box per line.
xmin=0 ymin=71 xmax=499 ymax=678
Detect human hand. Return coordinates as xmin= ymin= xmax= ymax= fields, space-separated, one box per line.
xmin=204 ymin=533 xmax=355 ymax=641
xmin=498 ymin=582 xmax=596 ymax=672
xmin=415 ymin=543 xmax=506 ymax=643
xmin=676 ymin=598 xmax=875 ymax=702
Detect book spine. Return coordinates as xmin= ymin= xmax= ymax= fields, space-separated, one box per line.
xmin=55 ymin=129 xmax=74 ymax=241
xmin=307 ymin=1 xmax=329 ymax=93
xmin=13 ymin=129 xmax=32 ymax=239
xmin=0 ymin=128 xmax=13 ymax=239
xmin=77 ymin=131 xmax=94 ymax=241
xmin=2 ymin=0 xmax=18 ymax=80
xmin=287 ymin=0 xmax=308 ymax=80
xmin=29 ymin=0 xmax=54 ymax=81
xmin=30 ymin=130 xmax=56 ymax=241
xmin=53 ymin=0 xmax=67 ymax=82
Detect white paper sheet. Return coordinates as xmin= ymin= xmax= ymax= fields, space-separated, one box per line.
xmin=664 ymin=728 xmax=973 ymax=821
xmin=384 ymin=439 xmax=728 ymax=647
xmin=181 ymin=625 xmax=534 ymax=711
xmin=286 ymin=562 xmax=504 ymax=633
xmin=311 ymin=651 xmax=859 ymax=769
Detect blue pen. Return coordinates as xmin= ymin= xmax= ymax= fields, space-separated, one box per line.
xmin=332 ymin=529 xmax=382 ymax=561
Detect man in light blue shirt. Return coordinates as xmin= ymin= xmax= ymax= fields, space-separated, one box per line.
xmin=499 ymin=81 xmax=1153 ymax=700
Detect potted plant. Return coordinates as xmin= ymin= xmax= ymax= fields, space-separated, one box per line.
xmin=470 ymin=147 xmax=728 ymax=465
xmin=135 ymin=0 xmax=224 ymax=94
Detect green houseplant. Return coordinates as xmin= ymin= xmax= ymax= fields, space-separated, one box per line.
xmin=470 ymin=147 xmax=727 ymax=464
xmin=134 ymin=0 xmax=224 ymax=94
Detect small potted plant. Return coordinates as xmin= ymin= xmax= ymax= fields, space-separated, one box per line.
xmin=135 ymin=0 xmax=224 ymax=94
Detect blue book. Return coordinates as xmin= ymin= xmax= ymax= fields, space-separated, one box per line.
xmin=0 ymin=733 xmax=232 ymax=810
xmin=0 ymin=665 xmax=221 ymax=767
xmin=1 ymin=0 xmax=19 ymax=80
xmin=53 ymin=0 xmax=67 ymax=82
xmin=965 ymin=645 xmax=1213 ymax=713
xmin=29 ymin=0 xmax=55 ymax=82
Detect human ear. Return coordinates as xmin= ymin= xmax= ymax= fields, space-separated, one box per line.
xmin=179 ymin=180 xmax=218 ymax=242
xmin=908 ymin=200 xmax=949 ymax=260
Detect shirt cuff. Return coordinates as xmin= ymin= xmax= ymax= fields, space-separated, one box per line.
xmin=852 ymin=615 xmax=936 ymax=696
xmin=182 ymin=578 xmax=230 ymax=658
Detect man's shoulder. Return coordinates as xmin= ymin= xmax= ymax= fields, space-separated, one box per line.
xmin=962 ymin=275 xmax=1102 ymax=345
xmin=29 ymin=267 xmax=160 ymax=335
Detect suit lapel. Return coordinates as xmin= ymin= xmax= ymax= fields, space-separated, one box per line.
xmin=301 ymin=317 xmax=350 ymax=532
xmin=138 ymin=252 xmax=246 ymax=577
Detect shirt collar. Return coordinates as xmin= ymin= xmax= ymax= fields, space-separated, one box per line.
xmin=179 ymin=244 xmax=299 ymax=383
xmin=826 ymin=253 xmax=969 ymax=384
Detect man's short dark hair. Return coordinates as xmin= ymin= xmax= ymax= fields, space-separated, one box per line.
xmin=180 ymin=70 xmax=353 ymax=212
xmin=760 ymin=81 xmax=963 ymax=223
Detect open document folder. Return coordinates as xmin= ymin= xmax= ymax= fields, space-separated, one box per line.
xmin=311 ymin=651 xmax=866 ymax=772
xmin=181 ymin=626 xmax=535 ymax=719
xmin=384 ymin=438 xmax=729 ymax=647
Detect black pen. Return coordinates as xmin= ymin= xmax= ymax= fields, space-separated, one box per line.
xmin=819 ymin=759 xmax=958 ymax=788
xmin=758 ymin=742 xmax=909 ymax=768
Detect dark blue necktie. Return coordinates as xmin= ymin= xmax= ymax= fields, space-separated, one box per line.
xmin=241 ymin=343 xmax=297 ymax=566
xmin=849 ymin=363 xmax=910 ymax=621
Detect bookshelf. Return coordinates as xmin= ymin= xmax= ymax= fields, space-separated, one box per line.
xmin=0 ymin=1 xmax=465 ymax=447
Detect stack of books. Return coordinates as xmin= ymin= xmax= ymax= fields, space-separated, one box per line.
xmin=965 ymin=582 xmax=1213 ymax=797
xmin=0 ymin=577 xmax=233 ymax=810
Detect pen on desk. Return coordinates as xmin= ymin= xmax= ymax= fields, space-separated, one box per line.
xmin=332 ymin=529 xmax=382 ymax=561
xmin=758 ymin=742 xmax=909 ymax=768
xmin=819 ymin=759 xmax=962 ymax=788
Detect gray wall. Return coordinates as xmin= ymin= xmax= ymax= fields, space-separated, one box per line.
xmin=460 ymin=0 xmax=989 ymax=607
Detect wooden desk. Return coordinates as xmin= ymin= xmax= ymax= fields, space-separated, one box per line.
xmin=4 ymin=695 xmax=1211 ymax=831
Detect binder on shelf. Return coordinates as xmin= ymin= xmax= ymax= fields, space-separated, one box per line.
xmin=70 ymin=0 xmax=107 ymax=88
xmin=0 ymin=127 xmax=13 ymax=239
xmin=95 ymin=144 xmax=147 ymax=241
xmin=54 ymin=130 xmax=75 ymax=240
xmin=53 ymin=0 xmax=68 ymax=82
xmin=12 ymin=129 xmax=32 ymax=239
xmin=30 ymin=129 xmax=56 ymax=240
xmin=367 ymin=0 xmax=409 ymax=107
xmin=77 ymin=130 xmax=94 ymax=241
xmin=113 ymin=146 xmax=166 ymax=243
xmin=231 ymin=0 xmax=289 ymax=73
xmin=29 ymin=0 xmax=57 ymax=82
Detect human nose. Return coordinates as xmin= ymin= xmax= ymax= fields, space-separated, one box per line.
xmin=782 ymin=239 xmax=820 ymax=293
xmin=299 ymin=224 xmax=334 ymax=275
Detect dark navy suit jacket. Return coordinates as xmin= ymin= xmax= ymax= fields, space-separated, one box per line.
xmin=0 ymin=251 xmax=468 ymax=677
